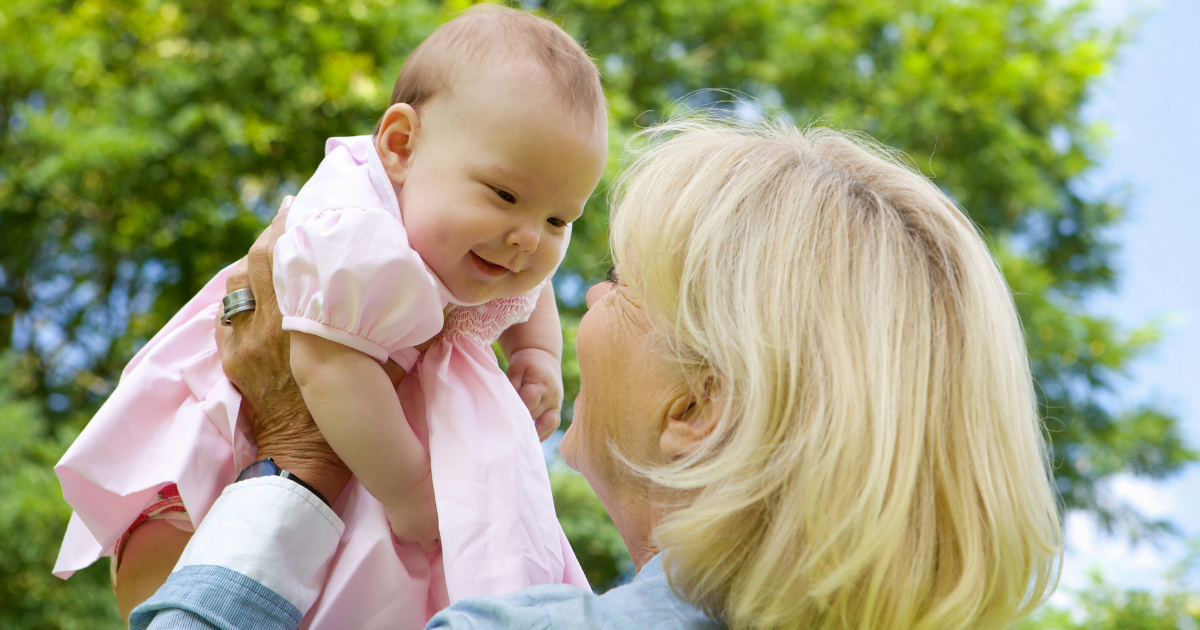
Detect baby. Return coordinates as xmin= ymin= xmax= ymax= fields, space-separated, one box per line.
xmin=54 ymin=6 xmax=608 ymax=628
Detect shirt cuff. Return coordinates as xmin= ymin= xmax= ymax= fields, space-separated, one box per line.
xmin=170 ymin=476 xmax=345 ymax=616
xmin=131 ymin=565 xmax=304 ymax=630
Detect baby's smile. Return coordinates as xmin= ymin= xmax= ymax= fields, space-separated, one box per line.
xmin=387 ymin=58 xmax=607 ymax=306
xmin=470 ymin=251 xmax=512 ymax=278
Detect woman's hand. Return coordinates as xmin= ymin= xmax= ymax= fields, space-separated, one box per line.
xmin=215 ymin=196 xmax=362 ymax=503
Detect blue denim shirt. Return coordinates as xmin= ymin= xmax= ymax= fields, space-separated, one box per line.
xmin=135 ymin=554 xmax=721 ymax=630
xmin=427 ymin=554 xmax=722 ymax=629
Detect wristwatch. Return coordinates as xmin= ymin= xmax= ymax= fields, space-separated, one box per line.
xmin=235 ymin=457 xmax=332 ymax=507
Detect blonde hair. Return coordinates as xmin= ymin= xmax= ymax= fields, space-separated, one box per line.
xmin=376 ymin=4 xmax=604 ymax=131
xmin=608 ymin=118 xmax=1062 ymax=630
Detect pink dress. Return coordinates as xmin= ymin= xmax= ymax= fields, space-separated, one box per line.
xmin=54 ymin=135 xmax=588 ymax=629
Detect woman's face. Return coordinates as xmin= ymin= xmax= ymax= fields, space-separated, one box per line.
xmin=560 ymin=270 xmax=686 ymax=505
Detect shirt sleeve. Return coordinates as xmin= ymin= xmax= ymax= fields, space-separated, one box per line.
xmin=427 ymin=586 xmax=650 ymax=630
xmin=273 ymin=206 xmax=443 ymax=363
xmin=128 ymin=476 xmax=345 ymax=630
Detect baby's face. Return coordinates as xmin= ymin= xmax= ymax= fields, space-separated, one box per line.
xmin=395 ymin=63 xmax=607 ymax=305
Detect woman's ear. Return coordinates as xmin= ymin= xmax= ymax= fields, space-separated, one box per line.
xmin=375 ymin=103 xmax=420 ymax=185
xmin=659 ymin=374 xmax=723 ymax=459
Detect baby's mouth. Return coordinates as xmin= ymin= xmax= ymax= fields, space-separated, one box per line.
xmin=470 ymin=251 xmax=510 ymax=278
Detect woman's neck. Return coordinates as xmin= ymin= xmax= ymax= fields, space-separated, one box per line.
xmin=606 ymin=488 xmax=667 ymax=573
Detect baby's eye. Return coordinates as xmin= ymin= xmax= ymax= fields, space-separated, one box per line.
xmin=547 ymin=217 xmax=567 ymax=228
xmin=493 ymin=187 xmax=516 ymax=204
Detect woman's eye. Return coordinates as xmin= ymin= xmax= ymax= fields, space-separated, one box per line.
xmin=548 ymin=217 xmax=567 ymax=228
xmin=603 ymin=265 xmax=617 ymax=284
xmin=493 ymin=188 xmax=516 ymax=203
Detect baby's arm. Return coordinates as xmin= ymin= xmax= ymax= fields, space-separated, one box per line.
xmin=289 ymin=331 xmax=438 ymax=551
xmin=498 ymin=283 xmax=564 ymax=440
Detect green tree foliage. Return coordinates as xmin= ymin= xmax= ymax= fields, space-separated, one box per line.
xmin=1016 ymin=544 xmax=1200 ymax=630
xmin=550 ymin=466 xmax=633 ymax=589
xmin=0 ymin=0 xmax=1194 ymax=623
xmin=0 ymin=353 xmax=123 ymax=628
xmin=1020 ymin=588 xmax=1200 ymax=630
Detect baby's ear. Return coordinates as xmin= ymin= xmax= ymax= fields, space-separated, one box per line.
xmin=375 ymin=103 xmax=420 ymax=184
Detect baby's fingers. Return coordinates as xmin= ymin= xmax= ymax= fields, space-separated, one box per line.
xmin=517 ymin=381 xmax=545 ymax=417
xmin=506 ymin=365 xmax=525 ymax=392
xmin=534 ymin=408 xmax=560 ymax=441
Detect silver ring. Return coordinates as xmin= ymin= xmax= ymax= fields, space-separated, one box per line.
xmin=221 ymin=288 xmax=256 ymax=325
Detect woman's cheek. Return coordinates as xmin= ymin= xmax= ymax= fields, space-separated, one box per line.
xmin=559 ymin=421 xmax=582 ymax=471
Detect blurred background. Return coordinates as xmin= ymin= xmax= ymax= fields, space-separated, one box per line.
xmin=0 ymin=0 xmax=1196 ymax=627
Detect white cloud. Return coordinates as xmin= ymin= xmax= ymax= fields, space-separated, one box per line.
xmin=1111 ymin=474 xmax=1177 ymax=518
xmin=1059 ymin=510 xmax=1184 ymax=600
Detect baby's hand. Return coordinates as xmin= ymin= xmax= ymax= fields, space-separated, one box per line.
xmin=381 ymin=474 xmax=440 ymax=554
xmin=505 ymin=348 xmax=563 ymax=441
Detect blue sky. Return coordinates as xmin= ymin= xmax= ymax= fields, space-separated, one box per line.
xmin=1053 ymin=0 xmax=1200 ymax=599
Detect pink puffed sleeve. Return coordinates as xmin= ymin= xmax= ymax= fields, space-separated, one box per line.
xmin=273 ymin=207 xmax=443 ymax=364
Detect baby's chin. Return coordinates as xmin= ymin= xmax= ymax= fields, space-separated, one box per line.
xmin=444 ymin=275 xmax=547 ymax=306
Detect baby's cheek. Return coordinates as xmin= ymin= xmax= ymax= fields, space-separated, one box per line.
xmin=539 ymin=239 xmax=567 ymax=273
xmin=408 ymin=222 xmax=460 ymax=270
xmin=513 ymin=251 xmax=558 ymax=292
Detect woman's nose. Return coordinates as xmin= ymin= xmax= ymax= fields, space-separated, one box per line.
xmin=585 ymin=282 xmax=609 ymax=308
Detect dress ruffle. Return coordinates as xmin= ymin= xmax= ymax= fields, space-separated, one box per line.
xmin=54 ymin=265 xmax=255 ymax=578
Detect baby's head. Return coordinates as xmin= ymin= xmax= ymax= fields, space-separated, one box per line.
xmin=374 ymin=5 xmax=608 ymax=305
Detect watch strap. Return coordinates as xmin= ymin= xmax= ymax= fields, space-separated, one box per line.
xmin=277 ymin=469 xmax=332 ymax=508
xmin=237 ymin=458 xmax=332 ymax=508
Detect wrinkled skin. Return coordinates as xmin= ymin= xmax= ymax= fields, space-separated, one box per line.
xmin=214 ymin=197 xmax=357 ymax=502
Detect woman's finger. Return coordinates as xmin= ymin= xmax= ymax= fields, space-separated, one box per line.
xmin=256 ymin=195 xmax=293 ymax=282
xmin=215 ymin=301 xmax=234 ymax=357
xmin=218 ymin=194 xmax=296 ymax=413
xmin=267 ymin=196 xmax=294 ymax=263
xmin=224 ymin=257 xmax=250 ymax=294
xmin=216 ymin=257 xmax=251 ymax=374
xmin=245 ymin=196 xmax=291 ymax=297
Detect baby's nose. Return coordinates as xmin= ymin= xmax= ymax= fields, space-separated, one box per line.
xmin=506 ymin=224 xmax=540 ymax=253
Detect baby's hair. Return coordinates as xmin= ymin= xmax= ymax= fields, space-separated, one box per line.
xmin=376 ymin=4 xmax=604 ymax=132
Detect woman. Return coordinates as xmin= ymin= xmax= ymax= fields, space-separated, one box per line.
xmin=130 ymin=118 xmax=1062 ymax=630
